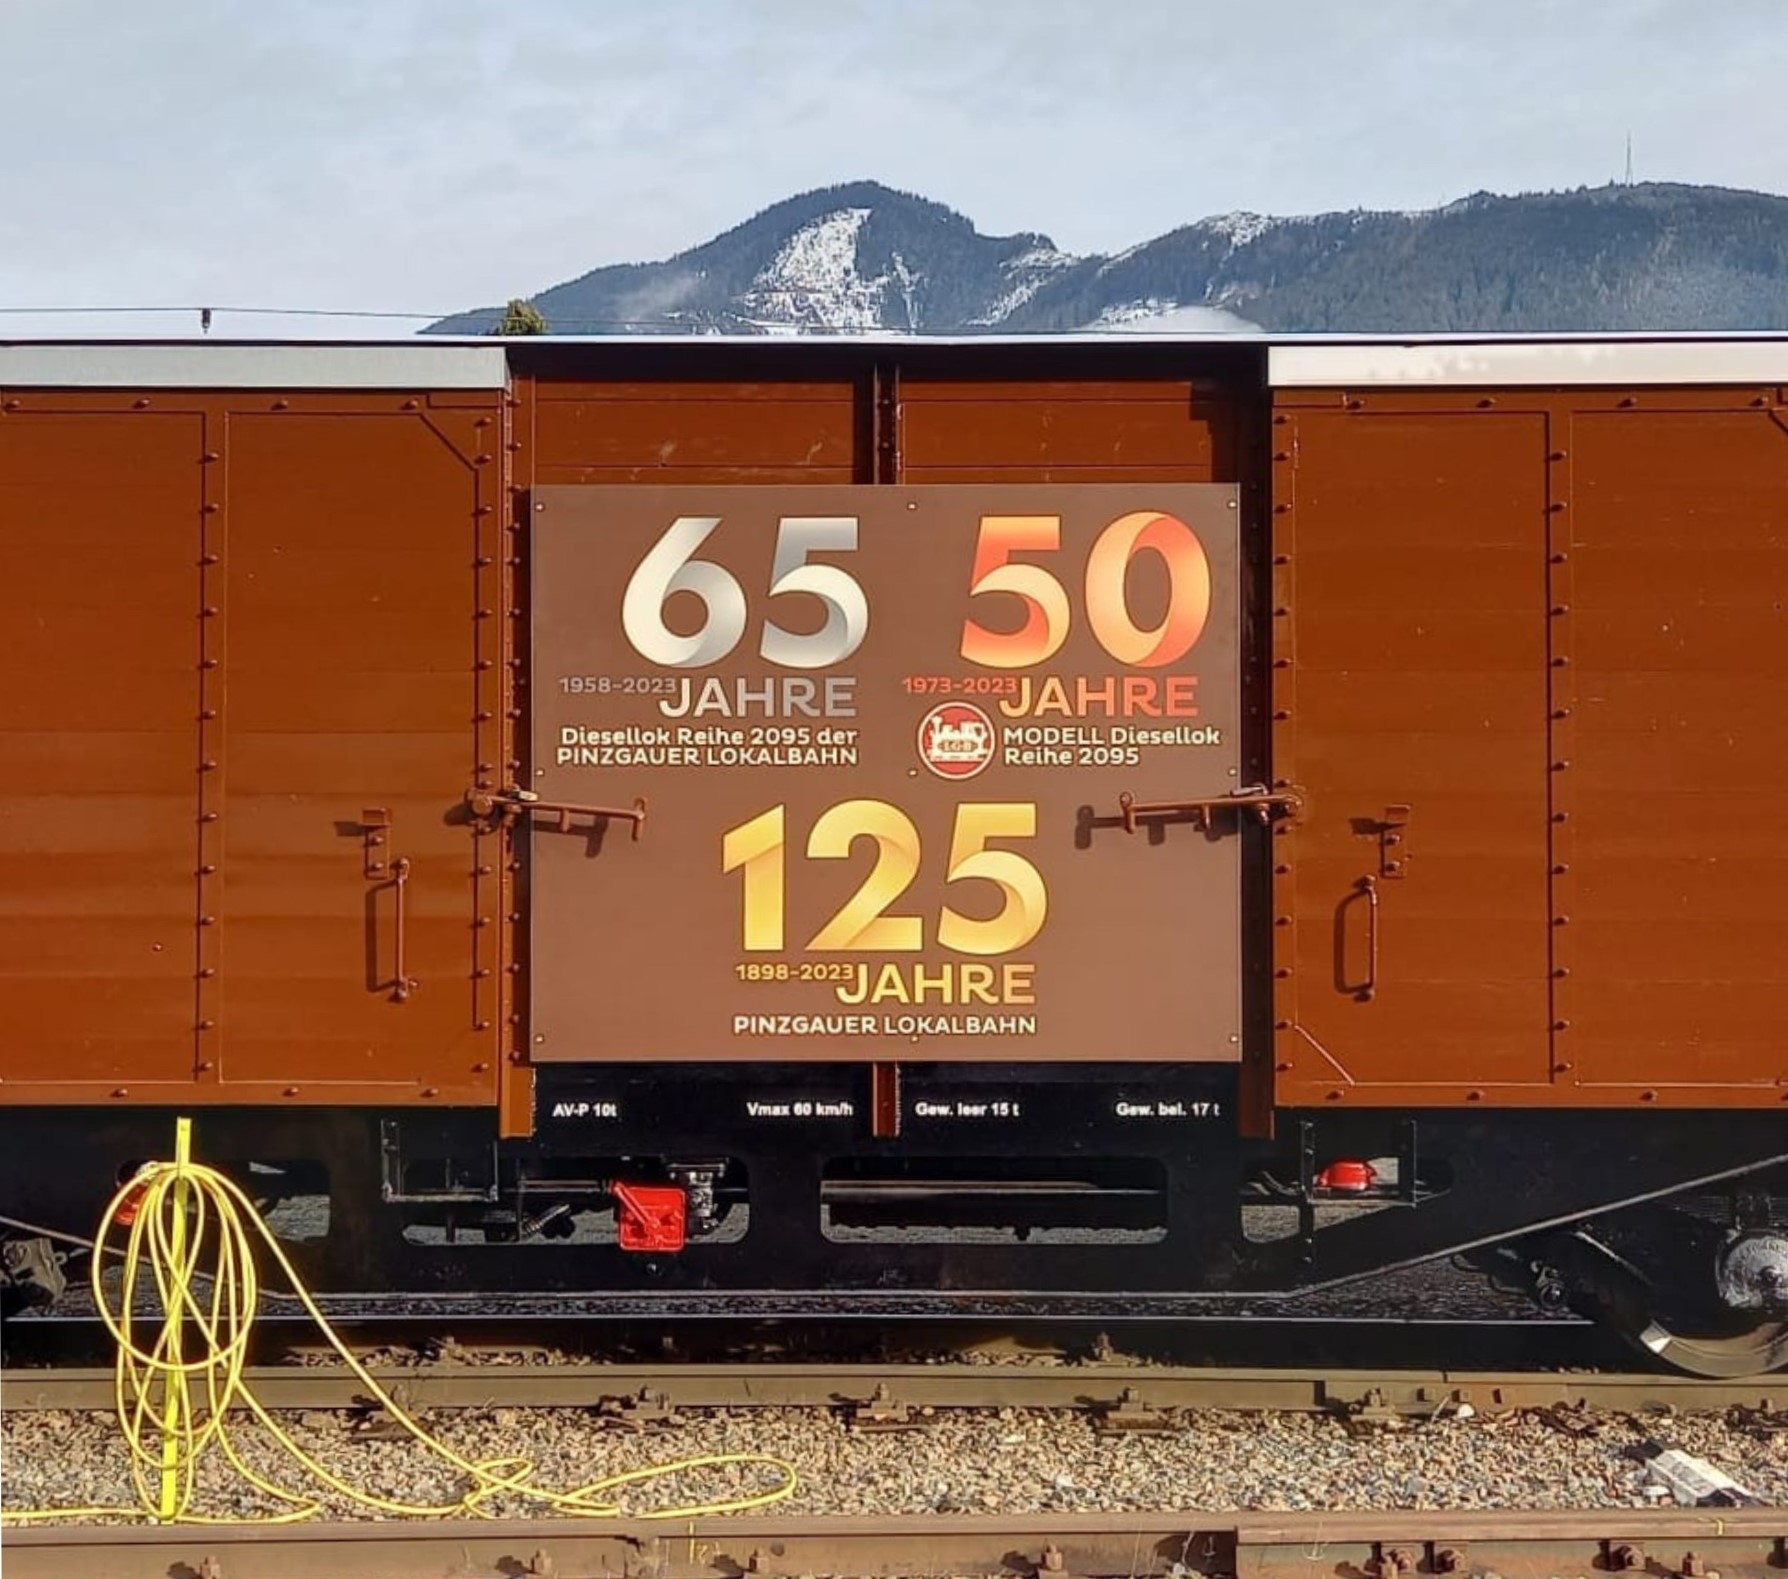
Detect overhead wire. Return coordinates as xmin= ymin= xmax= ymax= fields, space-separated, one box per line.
xmin=0 ymin=287 xmax=1149 ymax=335
xmin=0 ymin=1120 xmax=799 ymax=1526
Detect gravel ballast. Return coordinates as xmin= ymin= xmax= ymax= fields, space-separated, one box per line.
xmin=5 ymin=1402 xmax=1788 ymax=1523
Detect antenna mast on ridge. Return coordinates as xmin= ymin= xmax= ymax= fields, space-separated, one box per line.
xmin=1625 ymin=133 xmax=1634 ymax=186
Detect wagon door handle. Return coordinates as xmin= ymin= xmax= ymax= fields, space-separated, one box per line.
xmin=389 ymin=857 xmax=416 ymax=1003
xmin=1348 ymin=874 xmax=1380 ymax=1002
xmin=360 ymin=808 xmax=416 ymax=1003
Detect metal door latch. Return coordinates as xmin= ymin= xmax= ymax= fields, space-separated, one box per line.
xmin=1117 ymin=785 xmax=1303 ymax=834
xmin=360 ymin=807 xmax=392 ymax=878
xmin=1375 ymin=803 xmax=1412 ymax=877
xmin=466 ymin=786 xmax=647 ymax=840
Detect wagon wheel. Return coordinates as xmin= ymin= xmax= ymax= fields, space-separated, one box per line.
xmin=1546 ymin=1227 xmax=1788 ymax=1377
xmin=1618 ymin=1313 xmax=1788 ymax=1377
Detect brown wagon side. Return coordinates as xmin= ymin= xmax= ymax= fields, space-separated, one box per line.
xmin=4 ymin=336 xmax=1788 ymax=1372
xmin=1270 ymin=361 xmax=1788 ymax=1110
xmin=0 ymin=352 xmax=509 ymax=1112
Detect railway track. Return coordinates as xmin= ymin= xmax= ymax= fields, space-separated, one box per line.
xmin=6 ymin=1359 xmax=1785 ymax=1417
xmin=6 ymin=1509 xmax=1786 ymax=1579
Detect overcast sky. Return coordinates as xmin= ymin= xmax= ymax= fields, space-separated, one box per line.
xmin=0 ymin=0 xmax=1779 ymax=336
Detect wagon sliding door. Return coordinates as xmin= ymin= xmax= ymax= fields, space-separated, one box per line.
xmin=215 ymin=402 xmax=503 ymax=1103
xmin=1271 ymin=402 xmax=1555 ymax=1105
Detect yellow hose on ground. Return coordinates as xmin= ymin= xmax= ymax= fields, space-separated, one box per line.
xmin=1 ymin=1118 xmax=798 ymax=1525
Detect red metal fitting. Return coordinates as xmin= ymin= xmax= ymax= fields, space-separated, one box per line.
xmin=612 ymin=1182 xmax=686 ymax=1252
xmin=1315 ymin=1159 xmax=1378 ymax=1193
xmin=112 ymin=1178 xmax=151 ymax=1227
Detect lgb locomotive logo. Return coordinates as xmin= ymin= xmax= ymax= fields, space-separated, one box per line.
xmin=917 ymin=702 xmax=995 ymax=779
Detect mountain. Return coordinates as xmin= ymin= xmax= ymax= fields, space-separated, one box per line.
xmin=428 ymin=181 xmax=1078 ymax=336
xmin=427 ymin=179 xmax=1788 ymax=336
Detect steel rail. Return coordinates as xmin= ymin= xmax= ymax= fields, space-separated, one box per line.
xmin=4 ymin=1509 xmax=1786 ymax=1579
xmin=5 ymin=1360 xmax=1785 ymax=1417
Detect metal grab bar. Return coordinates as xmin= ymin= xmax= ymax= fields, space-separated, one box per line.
xmin=1355 ymin=873 xmax=1380 ymax=1002
xmin=466 ymin=787 xmax=647 ymax=840
xmin=390 ymin=857 xmax=416 ymax=1003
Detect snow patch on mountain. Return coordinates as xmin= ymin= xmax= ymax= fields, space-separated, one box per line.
xmin=889 ymin=251 xmax=920 ymax=330
xmin=973 ymin=244 xmax=1079 ymax=324
xmin=741 ymin=207 xmax=895 ymax=330
xmin=1087 ymin=299 xmax=1259 ymax=333
xmin=1198 ymin=211 xmax=1278 ymax=248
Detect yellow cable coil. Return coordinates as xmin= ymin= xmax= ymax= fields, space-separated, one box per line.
xmin=2 ymin=1122 xmax=798 ymax=1525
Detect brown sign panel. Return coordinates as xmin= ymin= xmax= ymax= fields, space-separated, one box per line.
xmin=529 ymin=485 xmax=1240 ymax=1063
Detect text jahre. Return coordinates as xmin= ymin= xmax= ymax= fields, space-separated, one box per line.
xmin=659 ymin=675 xmax=857 ymax=718
xmin=998 ymin=674 xmax=1197 ymax=718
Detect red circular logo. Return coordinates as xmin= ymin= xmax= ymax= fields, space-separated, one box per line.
xmin=917 ymin=702 xmax=996 ymax=780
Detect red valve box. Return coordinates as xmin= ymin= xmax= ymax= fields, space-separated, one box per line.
xmin=612 ymin=1183 xmax=687 ymax=1252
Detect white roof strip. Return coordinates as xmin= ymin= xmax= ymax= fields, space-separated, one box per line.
xmin=0 ymin=344 xmax=509 ymax=389
xmin=1269 ymin=340 xmax=1788 ymax=388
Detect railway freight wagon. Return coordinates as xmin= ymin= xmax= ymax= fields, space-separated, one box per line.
xmin=5 ymin=335 xmax=1788 ymax=1373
